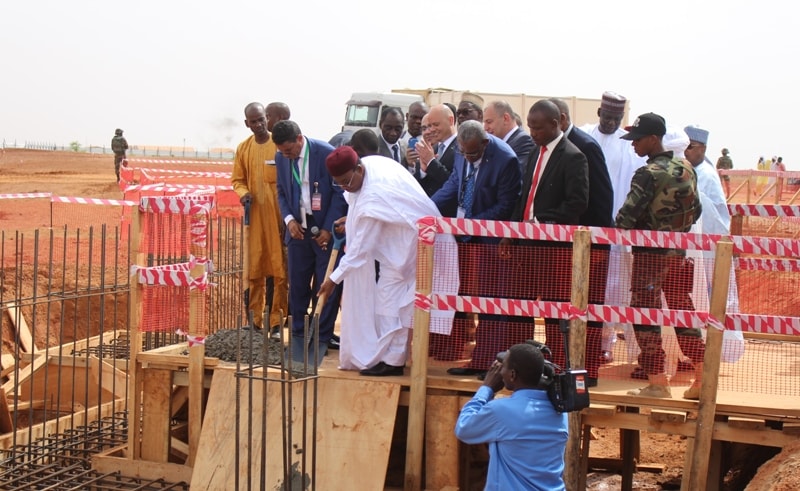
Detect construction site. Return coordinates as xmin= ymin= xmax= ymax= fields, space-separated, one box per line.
xmin=2 ymin=148 xmax=800 ymax=491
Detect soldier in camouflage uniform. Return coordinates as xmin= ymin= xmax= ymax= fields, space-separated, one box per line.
xmin=716 ymin=148 xmax=733 ymax=197
xmin=111 ymin=128 xmax=128 ymax=183
xmin=615 ymin=113 xmax=704 ymax=399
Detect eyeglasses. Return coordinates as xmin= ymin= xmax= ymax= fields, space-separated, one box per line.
xmin=686 ymin=143 xmax=705 ymax=150
xmin=333 ymin=166 xmax=359 ymax=188
xmin=457 ymin=141 xmax=487 ymax=160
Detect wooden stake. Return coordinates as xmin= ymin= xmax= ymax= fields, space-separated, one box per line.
xmin=127 ymin=205 xmax=144 ymax=460
xmin=685 ymin=240 xmax=733 ymax=491
xmin=404 ymin=225 xmax=435 ymax=491
xmin=565 ymin=228 xmax=590 ymax=490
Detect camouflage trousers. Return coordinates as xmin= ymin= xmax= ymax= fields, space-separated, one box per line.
xmin=114 ymin=155 xmax=125 ymax=181
xmin=630 ymin=250 xmax=705 ymax=375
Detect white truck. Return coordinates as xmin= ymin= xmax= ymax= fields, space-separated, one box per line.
xmin=341 ymin=92 xmax=424 ymax=135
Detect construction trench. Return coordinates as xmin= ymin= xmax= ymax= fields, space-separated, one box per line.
xmin=2 ymin=189 xmax=800 ymax=490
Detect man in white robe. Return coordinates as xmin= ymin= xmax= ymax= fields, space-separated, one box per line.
xmin=580 ymin=92 xmax=647 ymax=362
xmin=684 ymin=125 xmax=743 ymax=365
xmin=318 ymin=146 xmax=457 ymax=376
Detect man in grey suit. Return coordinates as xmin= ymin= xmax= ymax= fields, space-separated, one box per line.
xmin=377 ymin=107 xmax=407 ymax=165
xmin=483 ymin=100 xmax=535 ymax=167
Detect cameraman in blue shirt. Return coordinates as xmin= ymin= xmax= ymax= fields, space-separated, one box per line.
xmin=455 ymin=343 xmax=568 ymax=490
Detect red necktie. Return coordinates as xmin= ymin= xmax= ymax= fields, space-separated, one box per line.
xmin=523 ymin=146 xmax=547 ymax=221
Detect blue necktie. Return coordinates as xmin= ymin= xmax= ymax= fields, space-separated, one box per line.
xmin=462 ymin=163 xmax=476 ymax=218
xmin=392 ymin=144 xmax=400 ymax=163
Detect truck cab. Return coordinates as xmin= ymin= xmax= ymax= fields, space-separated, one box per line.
xmin=342 ymin=92 xmax=424 ymax=136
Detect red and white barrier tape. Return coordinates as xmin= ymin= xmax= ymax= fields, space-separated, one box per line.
xmin=176 ymin=328 xmax=206 ymax=347
xmin=737 ymin=257 xmax=800 ymax=272
xmin=0 ymin=192 xmax=52 ymax=199
xmin=726 ymin=314 xmax=800 ymax=336
xmin=718 ymin=169 xmax=800 ymax=178
xmin=732 ymin=235 xmax=800 ymax=256
xmin=127 ymin=159 xmax=232 ymax=166
xmin=728 ymin=204 xmax=800 ymax=217
xmin=51 ymin=196 xmax=136 ymax=207
xmin=139 ymin=196 xmax=214 ymax=214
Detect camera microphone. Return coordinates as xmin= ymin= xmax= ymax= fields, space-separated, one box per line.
xmin=310 ymin=226 xmax=320 ymax=238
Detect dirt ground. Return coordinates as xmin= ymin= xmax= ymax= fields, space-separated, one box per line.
xmin=0 ymin=149 xmax=784 ymax=489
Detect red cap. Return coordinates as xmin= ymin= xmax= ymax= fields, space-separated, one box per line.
xmin=325 ymin=146 xmax=359 ymax=177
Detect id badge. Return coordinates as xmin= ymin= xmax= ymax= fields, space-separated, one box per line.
xmin=311 ymin=181 xmax=322 ymax=211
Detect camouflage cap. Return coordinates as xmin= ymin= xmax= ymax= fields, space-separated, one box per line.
xmin=115 ymin=128 xmax=123 ymax=135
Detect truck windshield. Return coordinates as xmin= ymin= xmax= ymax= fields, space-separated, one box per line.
xmin=345 ymin=104 xmax=380 ymax=127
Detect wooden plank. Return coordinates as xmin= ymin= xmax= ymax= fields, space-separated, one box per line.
xmin=186 ymin=261 xmax=206 ymax=467
xmin=404 ymin=231 xmax=434 ymax=491
xmin=140 ymin=368 xmax=172 ymax=463
xmin=650 ymin=410 xmax=687 ymax=424
xmin=88 ymin=356 xmax=128 ymax=400
xmin=584 ymin=404 xmax=617 ymax=417
xmin=0 ymin=387 xmax=12 ymax=434
xmin=1 ymin=353 xmax=47 ymax=394
xmin=727 ymin=417 xmax=766 ymax=430
xmin=191 ymin=370 xmax=399 ymax=491
xmin=686 ymin=241 xmax=733 ymax=491
xmin=782 ymin=423 xmax=800 ymax=436
xmin=588 ymin=457 xmax=665 ymax=473
xmin=127 ymin=208 xmax=144 ymax=460
xmin=425 ymin=393 xmax=460 ymax=489
xmin=5 ymin=303 xmax=37 ymax=353
xmin=92 ymin=454 xmax=192 ymax=484
xmin=138 ymin=351 xmax=219 ymax=369
xmin=565 ymin=229 xmax=590 ymax=491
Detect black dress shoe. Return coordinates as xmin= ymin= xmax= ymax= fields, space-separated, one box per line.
xmin=586 ymin=377 xmax=598 ymax=388
xmin=327 ymin=336 xmax=340 ymax=350
xmin=359 ymin=362 xmax=404 ymax=377
xmin=447 ymin=367 xmax=485 ymax=376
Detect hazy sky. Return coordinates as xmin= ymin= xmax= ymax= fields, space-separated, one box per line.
xmin=2 ymin=0 xmax=797 ymax=168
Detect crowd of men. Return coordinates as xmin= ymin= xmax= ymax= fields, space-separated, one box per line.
xmin=231 ymin=92 xmax=731 ymax=487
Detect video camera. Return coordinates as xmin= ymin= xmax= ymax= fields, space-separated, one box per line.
xmin=497 ymin=335 xmax=590 ymax=413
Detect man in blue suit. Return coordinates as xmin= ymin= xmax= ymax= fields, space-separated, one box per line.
xmin=431 ymin=120 xmax=521 ymax=376
xmin=273 ymin=120 xmax=348 ymax=363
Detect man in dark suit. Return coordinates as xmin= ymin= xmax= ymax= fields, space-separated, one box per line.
xmin=430 ymin=120 xmax=522 ymax=375
xmin=549 ymin=98 xmax=614 ymax=386
xmin=483 ymin=100 xmax=534 ymax=167
xmin=376 ymin=107 xmax=407 ymax=165
xmin=273 ymin=120 xmax=348 ymax=364
xmin=414 ymin=105 xmax=459 ymax=215
xmin=504 ymin=100 xmax=589 ymax=379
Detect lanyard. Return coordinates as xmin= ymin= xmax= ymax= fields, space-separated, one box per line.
xmin=291 ymin=142 xmax=310 ymax=187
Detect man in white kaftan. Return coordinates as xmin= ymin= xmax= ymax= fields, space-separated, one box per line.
xmin=684 ymin=125 xmax=743 ymax=364
xmin=580 ymin=92 xmax=646 ymax=362
xmin=318 ymin=146 xmax=457 ymax=376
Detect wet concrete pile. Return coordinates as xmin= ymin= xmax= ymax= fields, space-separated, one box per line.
xmin=204 ymin=327 xmax=284 ymax=366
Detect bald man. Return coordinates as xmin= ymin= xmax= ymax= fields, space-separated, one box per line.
xmin=483 ymin=100 xmax=534 ymax=166
xmin=232 ymin=102 xmax=287 ymax=335
xmin=413 ymin=105 xmax=458 ymax=212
